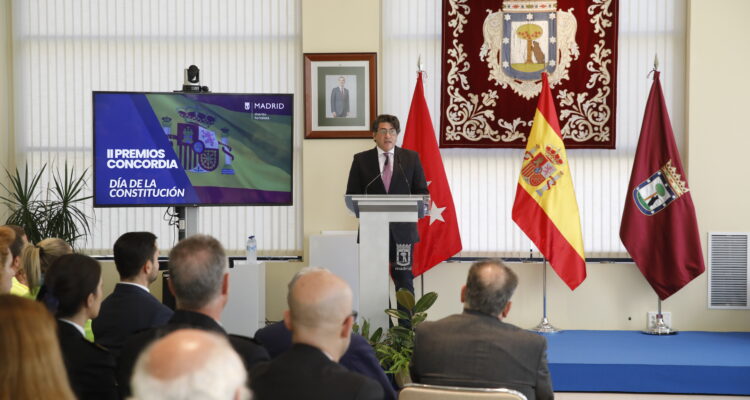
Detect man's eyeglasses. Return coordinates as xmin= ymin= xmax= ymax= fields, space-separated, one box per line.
xmin=349 ymin=310 xmax=359 ymax=323
xmin=377 ymin=128 xmax=398 ymax=136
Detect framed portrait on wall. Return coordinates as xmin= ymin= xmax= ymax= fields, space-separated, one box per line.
xmin=304 ymin=53 xmax=377 ymax=139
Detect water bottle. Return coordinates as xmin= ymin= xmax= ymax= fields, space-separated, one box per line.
xmin=246 ymin=235 xmax=257 ymax=264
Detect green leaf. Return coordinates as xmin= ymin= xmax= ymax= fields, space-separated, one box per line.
xmin=412 ymin=312 xmax=428 ymax=325
xmin=370 ymin=327 xmax=383 ymax=344
xmin=396 ymin=289 xmax=415 ymax=311
xmin=390 ymin=325 xmax=412 ymax=341
xmin=385 ymin=309 xmax=409 ymax=321
xmin=413 ymin=291 xmax=438 ymax=313
xmin=360 ymin=318 xmax=370 ymax=338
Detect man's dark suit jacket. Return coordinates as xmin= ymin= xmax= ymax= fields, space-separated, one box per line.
xmin=92 ymin=283 xmax=173 ymax=356
xmin=346 ymin=146 xmax=429 ymax=244
xmin=57 ymin=320 xmax=119 ymax=400
xmin=411 ymin=310 xmax=554 ymax=400
xmin=250 ymin=343 xmax=385 ymax=400
xmin=117 ymin=309 xmax=270 ymax=398
xmin=255 ymin=321 xmax=396 ymax=400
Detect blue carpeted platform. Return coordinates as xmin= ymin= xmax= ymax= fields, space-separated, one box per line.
xmin=542 ymin=330 xmax=750 ymax=395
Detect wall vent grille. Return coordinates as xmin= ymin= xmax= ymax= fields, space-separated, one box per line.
xmin=708 ymin=233 xmax=749 ymax=309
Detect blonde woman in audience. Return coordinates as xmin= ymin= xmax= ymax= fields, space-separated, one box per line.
xmin=21 ymin=237 xmax=72 ymax=298
xmin=0 ymin=226 xmax=16 ymax=294
xmin=0 ymin=294 xmax=77 ymax=400
xmin=46 ymin=253 xmax=118 ymax=400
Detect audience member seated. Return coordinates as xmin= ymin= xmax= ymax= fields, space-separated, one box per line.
xmin=0 ymin=226 xmax=15 ymax=294
xmin=0 ymin=294 xmax=77 ymax=400
xmin=1 ymin=225 xmax=30 ymax=297
xmin=130 ymin=329 xmax=250 ymax=400
xmin=93 ymin=231 xmax=173 ymax=356
xmin=250 ymin=268 xmax=384 ymax=400
xmin=255 ymin=267 xmax=396 ymax=400
xmin=21 ymin=237 xmax=72 ymax=298
xmin=411 ymin=259 xmax=553 ymax=400
xmin=118 ymin=234 xmax=269 ymax=398
xmin=45 ymin=254 xmax=118 ymax=400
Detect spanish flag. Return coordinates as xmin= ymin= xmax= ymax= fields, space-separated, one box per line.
xmin=512 ymin=73 xmax=586 ymax=290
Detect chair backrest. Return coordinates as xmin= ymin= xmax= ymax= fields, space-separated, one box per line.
xmin=399 ymin=383 xmax=528 ymax=400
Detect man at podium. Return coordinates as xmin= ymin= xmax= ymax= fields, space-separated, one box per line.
xmin=346 ymin=114 xmax=428 ymax=314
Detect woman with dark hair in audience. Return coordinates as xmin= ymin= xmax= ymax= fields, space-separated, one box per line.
xmin=0 ymin=227 xmax=16 ymax=294
xmin=21 ymin=237 xmax=72 ymax=298
xmin=46 ymin=254 xmax=118 ymax=400
xmin=0 ymin=294 xmax=77 ymax=400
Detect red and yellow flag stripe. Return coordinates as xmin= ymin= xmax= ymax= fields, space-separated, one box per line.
xmin=512 ymin=73 xmax=586 ymax=290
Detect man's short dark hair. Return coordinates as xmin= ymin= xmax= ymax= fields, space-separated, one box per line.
xmin=370 ymin=114 xmax=400 ymax=133
xmin=465 ymin=259 xmax=518 ymax=317
xmin=168 ymin=235 xmax=227 ymax=310
xmin=113 ymin=232 xmax=158 ymax=280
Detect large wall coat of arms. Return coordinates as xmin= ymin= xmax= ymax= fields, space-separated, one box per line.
xmin=440 ymin=0 xmax=618 ymax=148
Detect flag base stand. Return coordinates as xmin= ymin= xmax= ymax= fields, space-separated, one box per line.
xmin=642 ymin=314 xmax=677 ymax=335
xmin=641 ymin=297 xmax=677 ymax=335
xmin=532 ymin=316 xmax=559 ymax=333
xmin=530 ymin=258 xmax=561 ymax=333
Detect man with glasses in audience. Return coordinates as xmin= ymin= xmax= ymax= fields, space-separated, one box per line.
xmin=255 ymin=267 xmax=396 ymax=399
xmin=250 ymin=268 xmax=383 ymax=400
xmin=346 ymin=114 xmax=429 ymax=324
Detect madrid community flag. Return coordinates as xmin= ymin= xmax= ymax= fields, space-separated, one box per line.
xmin=512 ymin=73 xmax=586 ymax=290
xmin=402 ymin=72 xmax=462 ymax=276
xmin=620 ymin=71 xmax=704 ymax=300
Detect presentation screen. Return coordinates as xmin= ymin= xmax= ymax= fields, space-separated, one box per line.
xmin=93 ymin=92 xmax=293 ymax=207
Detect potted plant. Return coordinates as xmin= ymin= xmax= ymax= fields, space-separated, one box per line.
xmin=355 ymin=289 xmax=438 ymax=387
xmin=1 ymin=163 xmax=92 ymax=248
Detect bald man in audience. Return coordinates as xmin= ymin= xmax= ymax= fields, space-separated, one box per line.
xmin=250 ymin=268 xmax=384 ymax=400
xmin=118 ymin=234 xmax=269 ymax=398
xmin=411 ymin=259 xmax=553 ymax=400
xmin=254 ymin=267 xmax=396 ymax=399
xmin=131 ymin=329 xmax=250 ymax=400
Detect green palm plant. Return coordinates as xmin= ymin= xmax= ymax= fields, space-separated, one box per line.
xmin=1 ymin=163 xmax=92 ymax=248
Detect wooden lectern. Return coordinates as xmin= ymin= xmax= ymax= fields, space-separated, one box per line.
xmin=345 ymin=194 xmax=429 ymax=329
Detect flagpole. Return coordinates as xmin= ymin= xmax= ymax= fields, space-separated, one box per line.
xmin=643 ymin=297 xmax=677 ymax=335
xmin=531 ymin=257 xmax=560 ymax=333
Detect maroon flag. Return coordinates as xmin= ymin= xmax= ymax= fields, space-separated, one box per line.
xmin=620 ymin=71 xmax=705 ymax=300
xmin=402 ymin=72 xmax=462 ymax=276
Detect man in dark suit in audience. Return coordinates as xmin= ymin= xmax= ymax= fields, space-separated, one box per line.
xmin=93 ymin=232 xmax=173 ymax=356
xmin=255 ymin=267 xmax=396 ymax=400
xmin=117 ymin=234 xmax=269 ymax=398
xmin=411 ymin=259 xmax=554 ymax=400
xmin=250 ymin=268 xmax=384 ymax=400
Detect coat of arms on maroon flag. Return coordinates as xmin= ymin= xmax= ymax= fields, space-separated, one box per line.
xmin=440 ymin=0 xmax=618 ymax=148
